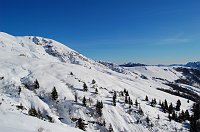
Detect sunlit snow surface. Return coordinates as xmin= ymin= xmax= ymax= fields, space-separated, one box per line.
xmin=0 ymin=32 xmax=196 ymax=131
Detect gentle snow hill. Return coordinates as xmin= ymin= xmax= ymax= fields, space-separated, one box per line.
xmin=0 ymin=32 xmax=199 ymax=132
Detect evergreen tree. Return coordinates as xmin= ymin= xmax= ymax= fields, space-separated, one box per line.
xmin=103 ymin=120 xmax=106 ymax=126
xmin=96 ymin=100 xmax=103 ymax=116
xmin=138 ymin=106 xmax=144 ymax=115
xmin=125 ymin=96 xmax=128 ymax=104
xmin=125 ymin=90 xmax=129 ymax=96
xmin=184 ymin=110 xmax=190 ymax=120
xmin=28 ymin=107 xmax=38 ymax=117
xmin=124 ymin=89 xmax=127 ymax=93
xmin=18 ymin=86 xmax=21 ymax=95
xmin=74 ymin=92 xmax=78 ymax=102
xmin=168 ymin=103 xmax=173 ymax=114
xmin=168 ymin=113 xmax=171 ymax=121
xmin=164 ymin=99 xmax=168 ymax=111
xmin=146 ymin=116 xmax=150 ymax=124
xmin=145 ymin=95 xmax=149 ymax=101
xmin=129 ymin=99 xmax=133 ymax=105
xmin=135 ymin=99 xmax=138 ymax=107
xmin=34 ymin=79 xmax=39 ymax=89
xmin=128 ymin=97 xmax=131 ymax=104
xmin=175 ymin=99 xmax=181 ymax=111
xmin=108 ymin=123 xmax=113 ymax=132
xmin=179 ymin=110 xmax=185 ymax=122
xmin=70 ymin=72 xmax=73 ymax=75
xmin=95 ymin=88 xmax=98 ymax=94
xmin=51 ymin=87 xmax=58 ymax=100
xmin=82 ymin=96 xmax=86 ymax=106
xmin=77 ymin=118 xmax=86 ymax=131
xmin=172 ymin=111 xmax=176 ymax=120
xmin=190 ymin=102 xmax=200 ymax=132
xmin=150 ymin=98 xmax=156 ymax=107
xmin=83 ymin=83 xmax=88 ymax=92
xmin=121 ymin=91 xmax=124 ymax=96
xmin=112 ymin=91 xmax=117 ymax=106
xmin=92 ymin=79 xmax=96 ymax=84
xmin=157 ymin=114 xmax=160 ymax=120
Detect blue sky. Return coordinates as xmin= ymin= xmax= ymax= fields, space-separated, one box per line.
xmin=1 ymin=0 xmax=200 ymax=64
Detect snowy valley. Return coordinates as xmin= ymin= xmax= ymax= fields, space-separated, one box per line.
xmin=0 ymin=32 xmax=199 ymax=132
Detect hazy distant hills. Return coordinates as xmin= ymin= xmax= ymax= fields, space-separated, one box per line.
xmin=120 ymin=61 xmax=200 ymax=70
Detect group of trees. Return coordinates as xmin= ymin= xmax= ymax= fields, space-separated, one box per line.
xmin=144 ymin=96 xmax=193 ymax=124
xmin=123 ymin=89 xmax=133 ymax=107
xmin=76 ymin=118 xmax=86 ymax=131
xmin=83 ymin=79 xmax=96 ymax=92
xmin=28 ymin=107 xmax=53 ymax=123
xmin=96 ymin=100 xmax=103 ymax=117
xmin=190 ymin=102 xmax=200 ymax=132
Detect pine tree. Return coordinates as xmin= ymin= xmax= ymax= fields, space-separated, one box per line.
xmin=34 ymin=79 xmax=39 ymax=89
xmin=190 ymin=102 xmax=200 ymax=132
xmin=121 ymin=91 xmax=124 ymax=96
xmin=82 ymin=96 xmax=86 ymax=106
xmin=125 ymin=96 xmax=128 ymax=104
xmin=28 ymin=107 xmax=38 ymax=117
xmin=129 ymin=99 xmax=133 ymax=105
xmin=70 ymin=72 xmax=73 ymax=75
xmin=83 ymin=83 xmax=88 ymax=92
xmin=125 ymin=90 xmax=129 ymax=96
xmin=180 ymin=110 xmax=185 ymax=122
xmin=157 ymin=114 xmax=160 ymax=120
xmin=103 ymin=120 xmax=106 ymax=126
xmin=184 ymin=110 xmax=190 ymax=120
xmin=112 ymin=91 xmax=117 ymax=106
xmin=18 ymin=86 xmax=21 ymax=95
xmin=124 ymin=88 xmax=127 ymax=93
xmin=95 ymin=88 xmax=98 ymax=94
xmin=96 ymin=100 xmax=103 ymax=117
xmin=150 ymin=98 xmax=156 ymax=107
xmin=92 ymin=79 xmax=96 ymax=84
xmin=145 ymin=95 xmax=149 ymax=101
xmin=51 ymin=87 xmax=58 ymax=100
xmin=164 ymin=99 xmax=168 ymax=111
xmin=74 ymin=92 xmax=78 ymax=102
xmin=171 ymin=111 xmax=176 ymax=120
xmin=175 ymin=99 xmax=181 ymax=111
xmin=108 ymin=123 xmax=113 ymax=132
xmin=168 ymin=103 xmax=173 ymax=114
xmin=128 ymin=97 xmax=131 ymax=104
xmin=135 ymin=99 xmax=138 ymax=107
xmin=146 ymin=116 xmax=150 ymax=124
xmin=77 ymin=118 xmax=86 ymax=131
xmin=138 ymin=106 xmax=144 ymax=115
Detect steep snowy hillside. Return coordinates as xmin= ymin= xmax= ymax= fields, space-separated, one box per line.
xmin=0 ymin=32 xmax=199 ymax=132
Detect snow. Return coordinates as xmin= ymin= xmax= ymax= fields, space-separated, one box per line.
xmin=0 ymin=110 xmax=81 ymax=132
xmin=0 ymin=32 xmax=197 ymax=131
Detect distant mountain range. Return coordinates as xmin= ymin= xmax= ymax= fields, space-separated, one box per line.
xmin=185 ymin=61 xmax=200 ymax=69
xmin=119 ymin=62 xmax=147 ymax=67
xmin=120 ymin=61 xmax=200 ymax=70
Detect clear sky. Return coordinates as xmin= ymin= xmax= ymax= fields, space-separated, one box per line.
xmin=1 ymin=0 xmax=200 ymax=65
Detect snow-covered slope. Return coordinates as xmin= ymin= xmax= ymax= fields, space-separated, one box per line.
xmin=0 ymin=32 xmax=199 ymax=132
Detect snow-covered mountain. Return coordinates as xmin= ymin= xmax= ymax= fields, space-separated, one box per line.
xmin=185 ymin=61 xmax=200 ymax=70
xmin=0 ymin=32 xmax=199 ymax=132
